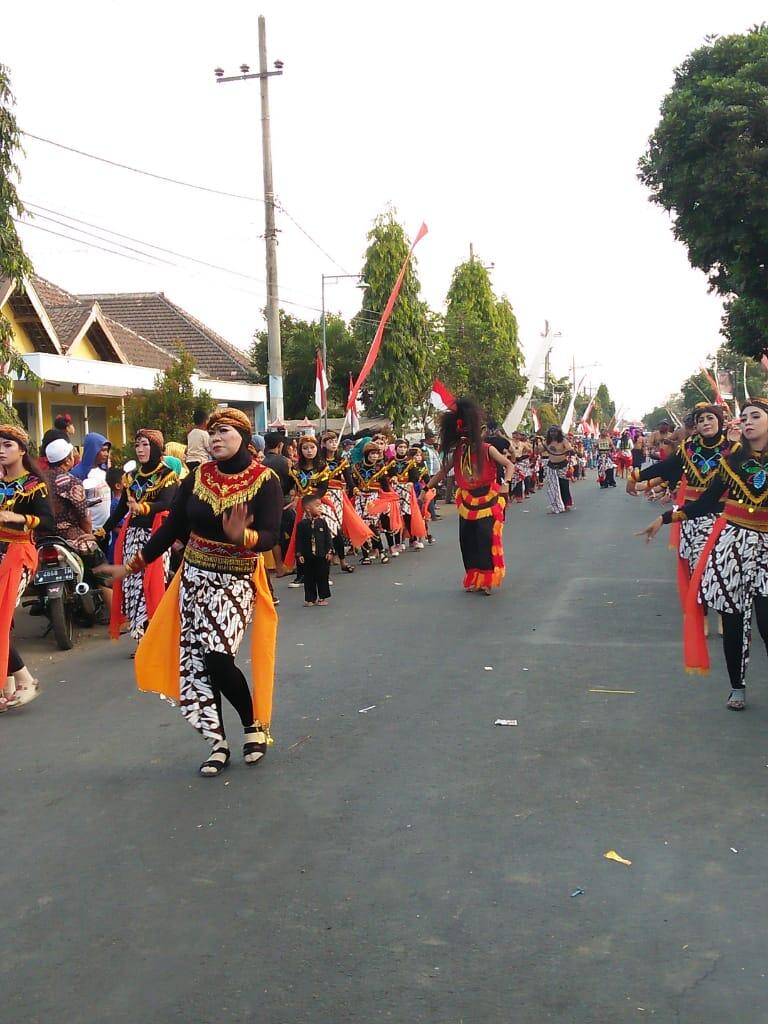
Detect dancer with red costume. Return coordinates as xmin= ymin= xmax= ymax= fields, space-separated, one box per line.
xmin=427 ymin=397 xmax=513 ymax=594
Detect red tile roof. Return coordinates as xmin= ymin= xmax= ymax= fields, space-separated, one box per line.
xmin=79 ymin=291 xmax=251 ymax=380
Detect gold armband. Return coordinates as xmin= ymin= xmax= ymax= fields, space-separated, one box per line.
xmin=125 ymin=552 xmax=147 ymax=574
xmin=243 ymin=528 xmax=260 ymax=549
xmin=24 ymin=515 xmax=40 ymax=531
xmin=671 ymin=509 xmax=686 ymax=523
xmin=136 ymin=502 xmax=151 ymax=517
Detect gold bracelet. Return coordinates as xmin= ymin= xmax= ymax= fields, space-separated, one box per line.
xmin=671 ymin=510 xmax=686 ymax=523
xmin=125 ymin=552 xmax=146 ymax=574
xmin=243 ymin=528 xmax=260 ymax=549
xmin=24 ymin=515 xmax=40 ymax=531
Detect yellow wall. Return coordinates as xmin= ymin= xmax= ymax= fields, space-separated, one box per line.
xmin=2 ymin=301 xmax=37 ymax=353
xmin=13 ymin=382 xmax=126 ymax=448
xmin=68 ymin=328 xmax=101 ymax=361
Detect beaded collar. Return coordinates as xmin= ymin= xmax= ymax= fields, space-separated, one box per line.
xmin=680 ymin=434 xmax=729 ymax=486
xmin=0 ymin=473 xmax=46 ymax=509
xmin=193 ymin=460 xmax=275 ymax=515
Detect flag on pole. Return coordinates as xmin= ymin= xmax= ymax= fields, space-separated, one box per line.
xmin=314 ymin=350 xmax=328 ymax=414
xmin=743 ymin=362 xmax=751 ymax=402
xmin=348 ymin=372 xmax=360 ymax=434
xmin=579 ymin=396 xmax=596 ymax=430
xmin=347 ymin=222 xmax=429 ymax=411
xmin=429 ymin=378 xmax=456 ymax=412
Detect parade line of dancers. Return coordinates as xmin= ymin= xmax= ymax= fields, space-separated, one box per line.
xmin=0 ymin=395 xmax=766 ymax=774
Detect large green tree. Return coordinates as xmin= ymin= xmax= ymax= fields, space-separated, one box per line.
xmin=0 ymin=64 xmax=40 ymax=425
xmin=439 ymin=258 xmax=525 ymax=423
xmin=352 ymin=212 xmax=437 ymax=429
xmin=126 ymin=349 xmax=212 ymax=446
xmin=638 ymin=26 xmax=768 ymax=360
xmin=250 ymin=311 xmax=362 ymax=419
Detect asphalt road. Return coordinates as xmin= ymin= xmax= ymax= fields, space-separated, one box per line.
xmin=3 ymin=477 xmax=767 ymax=1024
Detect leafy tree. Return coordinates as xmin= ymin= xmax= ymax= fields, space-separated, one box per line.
xmin=439 ymin=258 xmax=525 ymax=423
xmin=126 ymin=349 xmax=212 ymax=445
xmin=536 ymin=402 xmax=560 ymax=431
xmin=593 ymin=383 xmax=616 ymax=425
xmin=250 ymin=311 xmax=361 ymax=419
xmin=638 ymin=26 xmax=768 ymax=359
xmin=353 ymin=212 xmax=436 ymax=429
xmin=642 ymin=404 xmax=678 ymax=428
xmin=0 ymin=64 xmax=41 ymax=425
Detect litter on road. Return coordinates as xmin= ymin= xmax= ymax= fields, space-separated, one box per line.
xmin=358 ymin=705 xmax=377 ymax=713
xmin=484 ymin=666 xmax=494 ymax=671
xmin=494 ymin=719 xmax=518 ymax=727
xmin=604 ymin=849 xmax=632 ymax=866
xmin=589 ymin=688 xmax=636 ymax=694
xmin=570 ymin=888 xmax=584 ymax=898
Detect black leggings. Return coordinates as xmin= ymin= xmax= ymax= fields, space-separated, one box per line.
xmin=204 ymin=652 xmax=253 ymax=732
xmin=8 ymin=641 xmax=23 ymax=675
xmin=721 ymin=597 xmax=768 ymax=689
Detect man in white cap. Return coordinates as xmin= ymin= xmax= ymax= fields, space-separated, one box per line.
xmin=41 ymin=440 xmax=111 ymax=613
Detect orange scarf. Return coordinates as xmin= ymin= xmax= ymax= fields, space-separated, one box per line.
xmin=683 ymin=516 xmax=727 ymax=673
xmin=134 ymin=557 xmax=278 ymax=730
xmin=0 ymin=538 xmax=37 ymax=676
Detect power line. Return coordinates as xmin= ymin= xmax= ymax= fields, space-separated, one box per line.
xmin=276 ymin=201 xmax=351 ymax=275
xmin=22 ymin=131 xmax=264 ymax=203
xmin=15 ymin=219 xmax=167 ymax=269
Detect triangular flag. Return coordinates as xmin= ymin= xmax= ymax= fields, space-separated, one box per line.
xmin=429 ymin=378 xmax=456 ymax=412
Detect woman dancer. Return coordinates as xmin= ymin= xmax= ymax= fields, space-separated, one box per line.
xmin=320 ymin=430 xmax=371 ymax=570
xmin=427 ymin=397 xmax=513 ymax=594
xmin=102 ymin=430 xmax=179 ymax=646
xmin=387 ymin=438 xmax=428 ymax=553
xmin=629 ymin=404 xmax=731 ymax=611
xmin=350 ymin=442 xmax=398 ymax=564
xmin=596 ymin=429 xmax=617 ymax=488
xmin=639 ymin=398 xmax=768 ymax=711
xmin=99 ymin=408 xmax=283 ymax=775
xmin=0 ymin=425 xmax=55 ymax=711
xmin=543 ymin=426 xmax=573 ymax=514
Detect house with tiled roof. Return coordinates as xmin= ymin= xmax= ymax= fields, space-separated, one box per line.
xmin=2 ymin=275 xmax=266 ymax=448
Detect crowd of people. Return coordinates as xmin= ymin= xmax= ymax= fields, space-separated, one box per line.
xmin=1 ymin=394 xmax=766 ymax=771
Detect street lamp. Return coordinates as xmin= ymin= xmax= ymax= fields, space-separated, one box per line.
xmin=320 ymin=273 xmax=368 ymax=429
xmin=214 ymin=16 xmax=286 ymax=420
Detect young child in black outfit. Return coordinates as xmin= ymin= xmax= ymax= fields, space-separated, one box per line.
xmin=296 ymin=491 xmax=333 ymax=606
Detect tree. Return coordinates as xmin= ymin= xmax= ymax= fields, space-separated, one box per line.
xmin=0 ymin=64 xmax=40 ymax=425
xmin=638 ymin=26 xmax=768 ymax=360
xmin=593 ymin=383 xmax=616 ymax=425
xmin=126 ymin=349 xmax=212 ymax=445
xmin=352 ymin=212 xmax=437 ymax=429
xmin=536 ymin=402 xmax=560 ymax=431
xmin=642 ymin=403 xmax=679 ymax=428
xmin=440 ymin=258 xmax=525 ymax=423
xmin=250 ymin=311 xmax=362 ymax=419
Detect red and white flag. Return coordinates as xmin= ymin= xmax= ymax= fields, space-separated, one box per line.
xmin=314 ymin=350 xmax=328 ymax=414
xmin=531 ymin=406 xmax=541 ymax=432
xmin=347 ymin=222 xmax=429 ymax=411
xmin=429 ymin=378 xmax=456 ymax=412
xmin=580 ymin=396 xmax=596 ymax=430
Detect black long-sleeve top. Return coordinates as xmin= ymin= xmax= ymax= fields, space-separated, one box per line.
xmin=142 ymin=454 xmax=283 ymax=565
xmin=103 ymin=462 xmax=179 ymax=534
xmin=638 ymin=434 xmax=729 ymax=489
xmin=325 ymin=457 xmax=355 ymax=497
xmin=0 ymin=473 xmax=56 ymax=541
xmin=296 ymin=515 xmax=332 ymax=560
xmin=661 ymin=451 xmax=768 ymax=524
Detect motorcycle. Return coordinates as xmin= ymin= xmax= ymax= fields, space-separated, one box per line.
xmin=24 ymin=536 xmax=106 ymax=650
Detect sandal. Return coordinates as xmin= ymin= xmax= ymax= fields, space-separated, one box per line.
xmin=12 ymin=679 xmax=40 ymax=707
xmin=360 ymin=556 xmax=372 ymax=565
xmin=0 ymin=693 xmax=21 ymax=713
xmin=381 ymin=553 xmax=390 ymax=564
xmin=341 ymin=562 xmax=355 ymax=573
xmin=199 ymin=744 xmax=230 ymax=777
xmin=243 ymin=725 xmax=268 ymax=766
xmin=726 ymin=690 xmax=746 ymax=711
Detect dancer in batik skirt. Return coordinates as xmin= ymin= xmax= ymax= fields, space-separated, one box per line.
xmin=319 ymin=430 xmax=372 ymax=570
xmin=0 ymin=426 xmax=55 ymax=712
xmin=628 ymin=404 xmax=731 ymax=613
xmin=543 ymin=426 xmax=574 ymax=514
xmin=102 ymin=430 xmax=179 ymax=647
xmin=350 ymin=443 xmax=399 ymax=564
xmin=639 ymin=398 xmax=768 ymax=711
xmin=99 ymin=408 xmax=283 ymax=776
xmin=596 ymin=429 xmax=617 ymax=488
xmin=427 ymin=397 xmax=513 ymax=594
xmin=387 ymin=438 xmax=427 ymax=553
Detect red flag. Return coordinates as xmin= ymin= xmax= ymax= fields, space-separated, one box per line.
xmin=314 ymin=350 xmax=327 ymax=413
xmin=348 ymin=372 xmax=360 ymax=434
xmin=347 ymin=222 xmax=429 ymax=410
xmin=429 ymin=378 xmax=456 ymax=412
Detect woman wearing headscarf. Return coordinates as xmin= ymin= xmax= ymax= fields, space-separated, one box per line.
xmin=639 ymin=398 xmax=768 ymax=710
xmin=0 ymin=425 xmax=55 ymax=711
xmin=98 ymin=409 xmax=283 ymax=777
xmin=427 ymin=397 xmax=513 ymax=594
xmin=100 ymin=429 xmax=179 ymax=646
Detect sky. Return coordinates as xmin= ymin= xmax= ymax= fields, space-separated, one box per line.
xmin=4 ymin=0 xmax=766 ymax=419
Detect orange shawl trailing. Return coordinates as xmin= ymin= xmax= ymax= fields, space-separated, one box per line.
xmin=365 ymin=491 xmax=404 ymax=534
xmin=134 ymin=556 xmax=278 ymax=730
xmin=683 ymin=516 xmax=727 ymax=674
xmin=404 ymin=484 xmax=428 ymax=539
xmin=109 ymin=511 xmax=169 ymax=640
xmin=0 ymin=534 xmax=37 ymax=676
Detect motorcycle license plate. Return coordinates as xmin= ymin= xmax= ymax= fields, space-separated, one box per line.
xmin=34 ymin=566 xmax=75 ymax=585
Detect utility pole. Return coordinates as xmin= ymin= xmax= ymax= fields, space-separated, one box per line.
xmin=215 ymin=17 xmax=285 ymax=422
xmin=258 ymin=16 xmax=283 ymax=422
